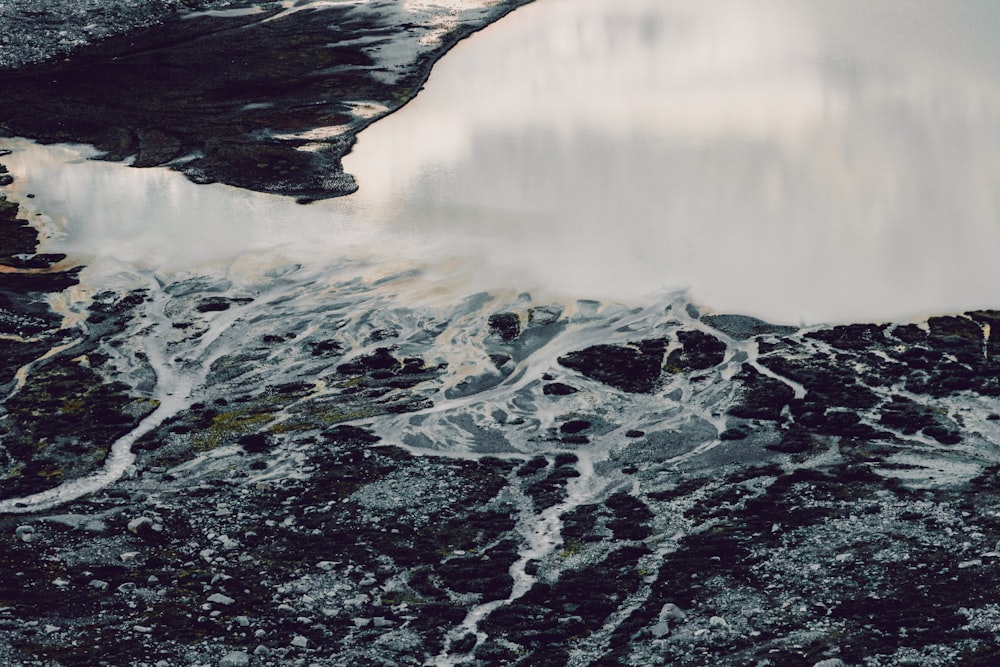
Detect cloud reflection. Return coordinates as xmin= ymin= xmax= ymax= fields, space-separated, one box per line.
xmin=344 ymin=0 xmax=1000 ymax=323
xmin=6 ymin=0 xmax=1000 ymax=325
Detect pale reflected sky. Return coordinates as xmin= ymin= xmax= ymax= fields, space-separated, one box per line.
xmin=7 ymin=0 xmax=1000 ymax=325
xmin=345 ymin=0 xmax=1000 ymax=323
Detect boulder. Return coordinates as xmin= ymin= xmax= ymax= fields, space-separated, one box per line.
xmin=218 ymin=651 xmax=250 ymax=667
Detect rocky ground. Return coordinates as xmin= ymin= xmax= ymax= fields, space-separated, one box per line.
xmin=4 ymin=4 xmax=1000 ymax=666
xmin=4 ymin=151 xmax=1000 ymax=664
xmin=0 ymin=0 xmax=231 ymax=70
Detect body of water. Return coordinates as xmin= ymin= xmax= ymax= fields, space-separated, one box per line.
xmin=7 ymin=0 xmax=1000 ymax=324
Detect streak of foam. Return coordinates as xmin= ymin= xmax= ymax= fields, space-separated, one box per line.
xmin=433 ymin=453 xmax=609 ymax=665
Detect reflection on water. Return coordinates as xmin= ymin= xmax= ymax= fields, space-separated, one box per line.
xmin=7 ymin=0 xmax=1000 ymax=324
xmin=346 ymin=0 xmax=1000 ymax=323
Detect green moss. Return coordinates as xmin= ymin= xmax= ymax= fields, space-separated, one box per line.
xmin=1 ymin=360 xmax=155 ymax=497
xmin=265 ymin=420 xmax=316 ymax=435
xmin=193 ymin=410 xmax=275 ymax=451
xmin=37 ymin=466 xmax=63 ymax=480
xmin=283 ymin=400 xmax=383 ymax=430
xmin=558 ymin=540 xmax=582 ymax=558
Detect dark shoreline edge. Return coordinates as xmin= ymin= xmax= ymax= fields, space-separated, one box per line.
xmin=0 ymin=0 xmax=535 ymax=202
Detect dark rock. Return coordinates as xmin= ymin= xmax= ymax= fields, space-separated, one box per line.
xmin=928 ymin=315 xmax=983 ymax=342
xmin=481 ymin=545 xmax=650 ymax=658
xmin=560 ymin=419 xmax=591 ymax=434
xmin=878 ymin=396 xmax=938 ymax=435
xmin=489 ymin=353 xmax=512 ymax=368
xmin=762 ymin=353 xmax=881 ymax=411
xmin=526 ymin=466 xmax=581 ymax=510
xmin=451 ymin=634 xmax=477 ymax=654
xmin=968 ymin=310 xmax=1000 ymax=358
xmin=604 ymin=492 xmax=653 ymax=541
xmin=806 ymin=323 xmax=889 ymax=351
xmin=2 ymin=359 xmax=153 ymax=499
xmin=0 ymin=198 xmax=18 ymax=220
xmin=701 ymin=313 xmax=798 ymax=340
xmin=437 ymin=540 xmax=518 ymax=601
xmin=323 ymin=424 xmax=380 ymax=444
xmin=337 ymin=347 xmax=401 ymax=375
xmin=133 ymin=128 xmax=183 ymax=167
xmin=95 ymin=126 xmax=138 ymax=161
xmin=543 ymin=382 xmax=578 ymax=396
xmin=474 ymin=641 xmax=520 ymax=662
xmin=195 ymin=296 xmax=251 ymax=312
xmin=237 ymin=433 xmax=271 ymax=453
xmin=0 ymin=267 xmax=81 ymax=293
xmin=554 ymin=453 xmax=579 ymax=467
xmin=517 ymin=456 xmax=549 ymax=477
xmin=727 ymin=363 xmax=794 ymax=421
xmin=923 ymin=425 xmax=962 ymax=445
xmin=0 ymin=213 xmax=38 ymax=259
xmin=765 ymin=425 xmax=822 ymax=454
xmin=367 ymin=328 xmax=399 ymax=343
xmin=558 ymin=339 xmax=667 ymax=393
xmin=890 ymin=323 xmax=928 ymax=344
xmin=488 ymin=312 xmax=520 ymax=341
xmin=665 ymin=329 xmax=727 ymax=372
xmin=309 ymin=339 xmax=344 ymax=357
xmin=560 ymin=503 xmax=600 ymax=544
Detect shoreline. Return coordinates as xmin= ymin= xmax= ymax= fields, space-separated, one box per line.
xmin=0 ymin=0 xmax=536 ymax=202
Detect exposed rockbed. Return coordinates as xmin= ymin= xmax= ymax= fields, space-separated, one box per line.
xmin=2 ymin=173 xmax=1000 ymax=664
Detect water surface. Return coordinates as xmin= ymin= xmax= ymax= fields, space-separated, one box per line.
xmin=7 ymin=0 xmax=1000 ymax=324
xmin=346 ymin=0 xmax=1000 ymax=323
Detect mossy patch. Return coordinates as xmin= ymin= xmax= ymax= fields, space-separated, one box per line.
xmin=1 ymin=357 xmax=153 ymax=498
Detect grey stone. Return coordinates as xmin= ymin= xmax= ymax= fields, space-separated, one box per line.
xmin=219 ymin=651 xmax=250 ymax=667
xmin=127 ymin=516 xmax=154 ymax=534
xmin=658 ymin=603 xmax=686 ymax=623
xmin=207 ymin=593 xmax=235 ymax=606
xmin=650 ymin=621 xmax=671 ymax=638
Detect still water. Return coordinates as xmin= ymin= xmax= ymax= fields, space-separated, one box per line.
xmin=8 ymin=0 xmax=1000 ymax=324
